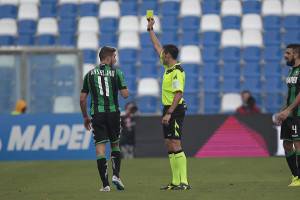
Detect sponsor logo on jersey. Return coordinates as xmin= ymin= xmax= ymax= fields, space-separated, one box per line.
xmin=286 ymin=76 xmax=298 ymax=84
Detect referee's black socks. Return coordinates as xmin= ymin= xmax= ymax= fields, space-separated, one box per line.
xmin=111 ymin=146 xmax=121 ymax=178
xmin=96 ymin=155 xmax=109 ymax=187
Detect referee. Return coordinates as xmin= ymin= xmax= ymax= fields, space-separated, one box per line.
xmin=80 ymin=46 xmax=129 ymax=192
xmin=147 ymin=18 xmax=191 ymax=190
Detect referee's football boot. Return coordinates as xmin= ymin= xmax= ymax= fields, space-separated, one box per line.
xmin=178 ymin=183 xmax=192 ymax=190
xmin=160 ymin=183 xmax=180 ymax=190
xmin=112 ymin=175 xmax=125 ymax=190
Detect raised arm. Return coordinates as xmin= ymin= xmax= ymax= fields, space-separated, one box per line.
xmin=147 ymin=18 xmax=163 ymax=56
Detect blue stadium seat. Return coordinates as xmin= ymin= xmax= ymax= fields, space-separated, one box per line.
xmin=58 ymin=34 xmax=75 ymax=46
xmin=41 ymin=0 xmax=58 ymax=4
xmin=120 ymin=63 xmax=137 ymax=78
xmin=40 ymin=4 xmax=57 ymax=18
xmin=99 ymin=18 xmax=118 ymax=33
xmin=161 ymin=16 xmax=178 ymax=31
xmin=202 ymin=47 xmax=219 ymax=62
xmin=222 ymin=16 xmax=241 ymax=29
xmin=136 ymin=96 xmax=158 ymax=113
xmin=263 ymin=31 xmax=281 ymax=46
xmin=82 ymin=50 xmax=97 ymax=63
xmin=203 ymin=75 xmax=220 ymax=92
xmin=121 ymin=1 xmax=138 ymax=15
xmin=99 ymin=33 xmax=117 ymax=47
xmin=184 ymin=64 xmax=200 ymax=77
xmin=30 ymin=95 xmax=53 ymax=113
xmin=185 ymin=77 xmax=199 ymax=93
xmin=263 ymin=61 xmax=282 ymax=77
xmin=264 ymin=93 xmax=284 ymax=113
xmin=243 ymin=62 xmax=261 ymax=76
xmin=222 ymin=76 xmax=241 ymax=92
xmin=58 ymin=3 xmax=78 ymax=18
xmin=161 ymin=1 xmax=180 ymax=16
xmin=263 ymin=16 xmax=281 ymax=30
xmin=181 ymin=31 xmax=200 ymax=45
xmin=222 ymin=47 xmax=241 ymax=61
xmin=29 ymin=55 xmax=55 ymax=68
xmin=202 ymin=32 xmax=220 ymax=46
xmin=140 ymin=48 xmax=157 ymax=64
xmin=140 ymin=32 xmax=156 ymax=48
xmin=180 ymin=16 xmax=200 ymax=31
xmin=184 ymin=93 xmax=199 ymax=114
xmin=282 ymin=65 xmax=290 ymax=77
xmin=126 ymin=77 xmax=137 ymax=93
xmin=139 ymin=0 xmax=158 ymax=16
xmin=243 ymin=47 xmax=261 ymax=62
xmin=204 ymin=92 xmax=220 ymax=114
xmin=161 ymin=31 xmax=179 ymax=46
xmin=283 ymin=16 xmax=300 ymax=30
xmin=0 ymin=5 xmax=17 ymax=19
xmin=79 ymin=3 xmax=98 ymax=17
xmin=283 ymin=31 xmax=300 ymax=45
xmin=251 ymin=92 xmax=263 ymax=107
xmin=202 ymin=0 xmax=220 ymax=14
xmin=0 ymin=95 xmax=14 ymax=113
xmin=118 ymin=95 xmax=136 ymax=112
xmin=223 ymin=62 xmax=241 ymax=76
xmin=203 ymin=62 xmax=220 ymax=76
xmin=17 ymin=35 xmax=34 ymax=46
xmin=59 ymin=19 xmax=77 ymax=34
xmin=242 ymin=76 xmax=261 ymax=93
xmin=36 ymin=35 xmax=57 ymax=46
xmin=263 ymin=46 xmax=282 ymax=61
xmin=18 ymin=20 xmax=37 ymax=34
xmin=0 ymin=36 xmax=15 ymax=45
xmin=242 ymin=0 xmax=261 ymax=14
xmin=119 ymin=49 xmax=138 ymax=64
xmin=139 ymin=64 xmax=158 ymax=78
xmin=264 ymin=76 xmax=285 ymax=92
xmin=54 ymin=66 xmax=75 ymax=96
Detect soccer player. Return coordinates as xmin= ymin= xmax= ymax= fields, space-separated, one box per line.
xmin=275 ymin=44 xmax=300 ymax=187
xmin=147 ymin=18 xmax=191 ymax=190
xmin=80 ymin=46 xmax=129 ymax=192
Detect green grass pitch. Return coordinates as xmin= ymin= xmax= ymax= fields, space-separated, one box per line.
xmin=0 ymin=157 xmax=299 ymax=200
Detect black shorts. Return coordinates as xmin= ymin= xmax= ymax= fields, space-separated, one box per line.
xmin=162 ymin=104 xmax=186 ymax=140
xmin=280 ymin=117 xmax=300 ymax=141
xmin=91 ymin=112 xmax=121 ymax=144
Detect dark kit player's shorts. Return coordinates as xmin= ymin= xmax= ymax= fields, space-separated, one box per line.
xmin=91 ymin=111 xmax=121 ymax=144
xmin=281 ymin=117 xmax=300 ymax=141
xmin=162 ymin=103 xmax=186 ymax=139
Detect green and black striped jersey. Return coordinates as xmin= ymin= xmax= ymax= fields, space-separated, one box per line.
xmin=81 ymin=64 xmax=127 ymax=115
xmin=286 ymin=65 xmax=300 ymax=117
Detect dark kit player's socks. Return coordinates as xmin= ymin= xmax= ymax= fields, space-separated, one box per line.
xmin=111 ymin=146 xmax=121 ymax=177
xmin=97 ymin=156 xmax=109 ymax=187
xmin=285 ymin=151 xmax=297 ymax=177
xmin=297 ymin=151 xmax=300 ymax=177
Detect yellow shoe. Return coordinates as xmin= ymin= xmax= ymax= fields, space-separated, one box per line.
xmin=288 ymin=176 xmax=300 ymax=187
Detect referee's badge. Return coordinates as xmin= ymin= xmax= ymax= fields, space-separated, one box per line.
xmin=172 ymin=79 xmax=180 ymax=89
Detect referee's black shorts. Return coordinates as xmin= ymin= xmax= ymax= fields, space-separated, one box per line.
xmin=91 ymin=111 xmax=121 ymax=145
xmin=162 ymin=103 xmax=186 ymax=140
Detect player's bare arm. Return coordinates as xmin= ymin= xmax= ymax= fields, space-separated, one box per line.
xmin=80 ymin=92 xmax=91 ymax=130
xmin=147 ymin=18 xmax=162 ymax=56
xmin=120 ymin=88 xmax=129 ymax=99
xmin=162 ymin=91 xmax=182 ymax=125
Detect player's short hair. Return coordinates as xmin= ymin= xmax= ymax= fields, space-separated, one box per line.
xmin=99 ymin=46 xmax=116 ymax=61
xmin=293 ymin=44 xmax=300 ymax=58
xmin=163 ymin=44 xmax=179 ymax=59
xmin=286 ymin=44 xmax=299 ymax=50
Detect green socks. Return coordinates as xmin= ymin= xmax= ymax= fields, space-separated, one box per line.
xmin=169 ymin=153 xmax=180 ymax=185
xmin=174 ymin=151 xmax=188 ymax=185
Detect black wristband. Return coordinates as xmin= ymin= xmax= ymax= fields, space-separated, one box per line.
xmin=147 ymin=27 xmax=153 ymax=31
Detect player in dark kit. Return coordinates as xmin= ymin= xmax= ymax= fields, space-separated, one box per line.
xmin=275 ymin=44 xmax=300 ymax=187
xmin=147 ymin=18 xmax=191 ymax=190
xmin=80 ymin=46 xmax=129 ymax=192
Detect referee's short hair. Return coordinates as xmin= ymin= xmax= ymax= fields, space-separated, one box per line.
xmin=99 ymin=46 xmax=116 ymax=61
xmin=163 ymin=44 xmax=179 ymax=60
